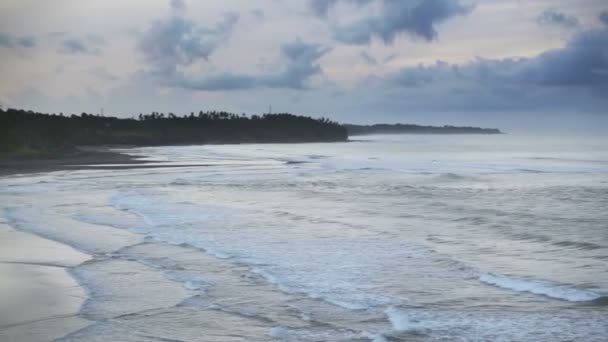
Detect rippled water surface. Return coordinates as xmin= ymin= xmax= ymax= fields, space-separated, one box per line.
xmin=2 ymin=134 xmax=607 ymax=341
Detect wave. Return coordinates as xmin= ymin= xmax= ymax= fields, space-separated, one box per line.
xmin=436 ymin=172 xmax=468 ymax=181
xmin=250 ymin=268 xmax=372 ymax=310
xmin=479 ymin=273 xmax=604 ymax=302
xmin=552 ymin=240 xmax=604 ymax=250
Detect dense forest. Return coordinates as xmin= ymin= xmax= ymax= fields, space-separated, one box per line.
xmin=345 ymin=123 xmax=502 ymax=135
xmin=0 ymin=108 xmax=348 ymax=154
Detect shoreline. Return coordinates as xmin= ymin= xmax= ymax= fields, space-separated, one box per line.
xmin=0 ymin=146 xmax=146 ymax=176
xmin=0 ymin=223 xmax=91 ymax=341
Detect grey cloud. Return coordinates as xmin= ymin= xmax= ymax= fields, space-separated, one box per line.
xmin=165 ymin=39 xmax=331 ymax=91
xmin=309 ymin=0 xmax=371 ymax=18
xmin=360 ymin=51 xmax=378 ymax=65
xmin=59 ymin=38 xmax=100 ymax=55
xmin=251 ymin=9 xmax=265 ymax=20
xmin=378 ymin=28 xmax=608 ymax=112
xmin=264 ymin=39 xmax=331 ymax=89
xmin=0 ymin=33 xmax=13 ymax=48
xmin=537 ymin=8 xmax=579 ymax=28
xmin=383 ymin=53 xmax=397 ymax=63
xmin=89 ymin=67 xmax=120 ymax=81
xmin=309 ymin=0 xmax=338 ymax=17
xmin=139 ymin=12 xmax=239 ymax=76
xmin=16 ymin=36 xmax=36 ymax=48
xmin=0 ymin=32 xmax=37 ymax=49
xmin=58 ymin=34 xmax=104 ymax=55
xmin=170 ymin=0 xmax=187 ymax=11
xmin=388 ymin=28 xmax=608 ymax=88
xmin=600 ymin=11 xmax=608 ymax=26
xmin=320 ymin=0 xmax=473 ymax=44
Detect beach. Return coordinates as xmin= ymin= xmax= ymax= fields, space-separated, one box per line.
xmin=0 ymin=223 xmax=89 ymax=342
xmin=1 ymin=134 xmax=607 ymax=341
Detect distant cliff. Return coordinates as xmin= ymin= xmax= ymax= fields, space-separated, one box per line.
xmin=344 ymin=123 xmax=502 ymax=135
xmin=0 ymin=108 xmax=348 ymax=155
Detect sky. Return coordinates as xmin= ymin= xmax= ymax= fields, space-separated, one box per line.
xmin=0 ymin=0 xmax=607 ymax=131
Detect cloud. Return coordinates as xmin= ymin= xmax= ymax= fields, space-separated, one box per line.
xmin=264 ymin=39 xmax=332 ymax=88
xmin=0 ymin=33 xmax=13 ymax=48
xmin=373 ymin=27 xmax=608 ymax=112
xmin=57 ymin=33 xmax=105 ymax=55
xmin=600 ymin=11 xmax=608 ymax=26
xmin=0 ymin=32 xmax=37 ymax=49
xmin=250 ymin=9 xmax=265 ymax=20
xmin=138 ymin=11 xmax=239 ymax=77
xmin=138 ymin=0 xmax=328 ymax=92
xmin=389 ymin=28 xmax=608 ymax=87
xmin=59 ymin=38 xmax=100 ymax=55
xmin=89 ymin=66 xmax=120 ymax=81
xmin=309 ymin=0 xmax=339 ymax=17
xmin=360 ymin=51 xmax=378 ymax=65
xmin=170 ymin=0 xmax=187 ymax=11
xmin=163 ymin=39 xmax=331 ymax=91
xmin=537 ymin=8 xmax=579 ymax=28
xmin=308 ymin=0 xmax=371 ymax=18
xmin=312 ymin=0 xmax=473 ymax=44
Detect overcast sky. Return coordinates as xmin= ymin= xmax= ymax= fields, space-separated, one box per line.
xmin=0 ymin=0 xmax=606 ymax=130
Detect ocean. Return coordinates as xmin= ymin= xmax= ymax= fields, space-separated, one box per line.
xmin=1 ymin=133 xmax=607 ymax=341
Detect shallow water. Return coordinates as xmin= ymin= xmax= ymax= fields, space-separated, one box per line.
xmin=1 ymin=134 xmax=607 ymax=341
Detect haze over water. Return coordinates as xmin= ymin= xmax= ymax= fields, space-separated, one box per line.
xmin=2 ymin=133 xmax=607 ymax=341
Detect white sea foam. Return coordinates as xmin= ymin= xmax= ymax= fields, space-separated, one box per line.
xmin=479 ymin=273 xmax=603 ymax=302
xmin=385 ymin=306 xmax=439 ymax=332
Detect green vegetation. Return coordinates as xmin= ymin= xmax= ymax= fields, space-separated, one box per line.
xmin=344 ymin=123 xmax=502 ymax=135
xmin=0 ymin=108 xmax=348 ymax=155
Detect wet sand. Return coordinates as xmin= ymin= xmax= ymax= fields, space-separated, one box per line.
xmin=0 ymin=147 xmax=145 ymax=176
xmin=0 ymin=223 xmax=91 ymax=342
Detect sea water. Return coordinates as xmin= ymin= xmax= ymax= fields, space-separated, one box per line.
xmin=1 ymin=133 xmax=607 ymax=341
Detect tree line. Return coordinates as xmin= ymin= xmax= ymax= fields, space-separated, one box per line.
xmin=0 ymin=108 xmax=348 ymax=154
xmin=344 ymin=123 xmax=502 ymax=135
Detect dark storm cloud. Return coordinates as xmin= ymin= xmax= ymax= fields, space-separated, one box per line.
xmin=0 ymin=33 xmax=37 ymax=49
xmin=169 ymin=39 xmax=331 ymax=91
xmin=311 ymin=0 xmax=474 ymax=43
xmin=536 ymin=8 xmax=579 ymax=28
xmin=600 ymin=11 xmax=608 ymax=26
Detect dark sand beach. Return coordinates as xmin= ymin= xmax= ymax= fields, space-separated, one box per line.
xmin=0 ymin=147 xmax=144 ymax=176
